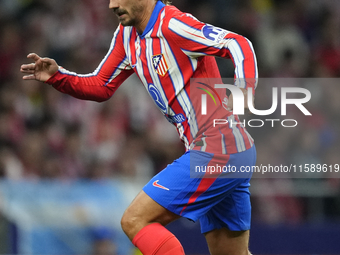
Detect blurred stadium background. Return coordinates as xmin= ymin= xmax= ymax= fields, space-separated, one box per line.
xmin=0 ymin=0 xmax=340 ymax=254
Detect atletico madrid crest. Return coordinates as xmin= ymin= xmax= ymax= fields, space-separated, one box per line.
xmin=152 ymin=54 xmax=169 ymax=76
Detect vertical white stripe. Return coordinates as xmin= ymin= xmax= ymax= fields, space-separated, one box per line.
xmin=145 ymin=26 xmax=189 ymax=151
xmin=123 ymin=27 xmax=133 ymax=64
xmin=135 ymin=36 xmax=151 ymax=93
xmin=159 ymin=59 xmax=165 ymax=75
xmin=177 ymin=123 xmax=190 ymax=150
xmin=145 ymin=30 xmax=170 ymax=113
xmin=221 ymin=133 xmax=226 ymax=154
xmin=229 ymin=41 xmax=246 ymax=88
xmin=160 ymin=10 xmax=191 ymax=149
xmin=201 ymin=135 xmax=207 ymax=152
xmin=158 ymin=22 xmax=199 ymax=139
xmin=228 ymin=115 xmax=246 ymax=152
xmin=188 ymin=56 xmax=198 ymax=72
xmin=160 ymin=59 xmax=167 ymax=74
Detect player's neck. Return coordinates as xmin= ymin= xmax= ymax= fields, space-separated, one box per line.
xmin=135 ymin=0 xmax=157 ymax=35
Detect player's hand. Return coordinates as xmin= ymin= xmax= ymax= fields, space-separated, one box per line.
xmin=20 ymin=53 xmax=58 ymax=82
xmin=226 ymin=88 xmax=254 ymax=112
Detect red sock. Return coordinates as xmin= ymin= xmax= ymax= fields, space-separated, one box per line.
xmin=132 ymin=223 xmax=185 ymax=255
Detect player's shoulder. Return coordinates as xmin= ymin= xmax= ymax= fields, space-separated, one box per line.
xmin=161 ymin=5 xmax=202 ymax=33
xmin=163 ymin=5 xmax=200 ymax=22
xmin=162 ymin=5 xmax=182 ymax=16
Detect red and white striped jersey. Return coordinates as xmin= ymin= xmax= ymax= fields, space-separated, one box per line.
xmin=46 ymin=1 xmax=258 ymax=154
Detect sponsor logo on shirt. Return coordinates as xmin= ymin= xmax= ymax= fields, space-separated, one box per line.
xmin=202 ymin=25 xmax=228 ymax=43
xmin=148 ymin=84 xmax=167 ymax=112
xmin=148 ymin=84 xmax=187 ymax=124
xmin=165 ymin=113 xmax=186 ymax=124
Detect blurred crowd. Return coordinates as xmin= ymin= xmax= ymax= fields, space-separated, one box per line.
xmin=0 ymin=0 xmax=340 ymax=226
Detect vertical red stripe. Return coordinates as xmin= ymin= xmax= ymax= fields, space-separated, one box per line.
xmin=129 ymin=29 xmax=138 ymax=68
xmin=180 ymin=154 xmax=230 ymax=216
xmin=152 ymin=19 xmax=192 ymax=145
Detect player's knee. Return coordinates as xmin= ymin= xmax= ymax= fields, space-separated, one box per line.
xmin=121 ymin=212 xmax=136 ymax=235
xmin=121 ymin=209 xmax=146 ymax=239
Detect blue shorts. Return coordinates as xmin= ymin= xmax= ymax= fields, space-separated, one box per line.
xmin=143 ymin=145 xmax=256 ymax=233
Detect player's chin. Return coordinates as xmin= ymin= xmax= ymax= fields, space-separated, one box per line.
xmin=119 ymin=18 xmax=133 ymax=26
xmin=120 ymin=17 xmax=137 ymax=27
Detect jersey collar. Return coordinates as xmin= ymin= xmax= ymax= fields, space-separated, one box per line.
xmin=139 ymin=1 xmax=165 ymax=38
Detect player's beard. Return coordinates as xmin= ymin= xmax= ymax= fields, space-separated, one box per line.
xmin=116 ymin=3 xmax=144 ymax=27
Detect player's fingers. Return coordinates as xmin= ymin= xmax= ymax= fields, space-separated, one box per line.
xmin=22 ymin=74 xmax=36 ymax=80
xmin=27 ymin=53 xmax=41 ymax=62
xmin=21 ymin=63 xmax=35 ymax=70
xmin=20 ymin=69 xmax=35 ymax=74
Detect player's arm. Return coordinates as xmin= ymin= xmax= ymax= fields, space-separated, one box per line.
xmin=166 ymin=13 xmax=258 ymax=109
xmin=20 ymin=26 xmax=133 ymax=102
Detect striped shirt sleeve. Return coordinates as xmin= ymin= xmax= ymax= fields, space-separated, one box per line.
xmin=46 ymin=25 xmax=134 ymax=102
xmin=166 ymin=12 xmax=258 ymax=90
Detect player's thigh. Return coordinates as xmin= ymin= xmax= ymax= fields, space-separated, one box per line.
xmin=204 ymin=228 xmax=250 ymax=255
xmin=121 ymin=190 xmax=180 ymax=239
